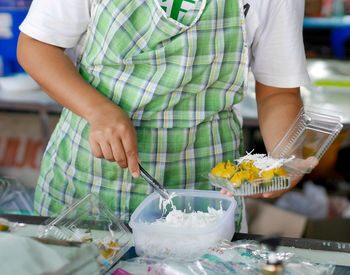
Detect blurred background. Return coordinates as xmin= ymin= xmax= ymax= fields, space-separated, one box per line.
xmin=1 ymin=0 xmax=350 ymax=241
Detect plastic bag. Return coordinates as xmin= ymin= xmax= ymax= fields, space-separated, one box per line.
xmin=0 ymin=178 xmax=34 ymax=215
xmin=38 ymin=193 xmax=133 ymax=274
xmin=0 ymin=232 xmax=100 ymax=275
xmin=113 ymin=240 xmax=334 ymax=275
xmin=114 ymin=256 xmax=258 ymax=275
xmin=210 ymin=240 xmax=335 ymax=275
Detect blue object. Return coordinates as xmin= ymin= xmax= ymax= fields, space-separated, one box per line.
xmin=331 ymin=27 xmax=350 ymax=59
xmin=0 ymin=3 xmax=31 ymax=76
xmin=0 ymin=1 xmax=32 ymax=8
xmin=303 ymin=16 xmax=350 ymax=29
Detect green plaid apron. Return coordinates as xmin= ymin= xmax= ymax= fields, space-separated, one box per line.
xmin=35 ymin=0 xmax=248 ymax=231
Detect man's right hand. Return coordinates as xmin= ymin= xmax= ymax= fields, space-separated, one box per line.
xmin=89 ymin=105 xmax=140 ymax=178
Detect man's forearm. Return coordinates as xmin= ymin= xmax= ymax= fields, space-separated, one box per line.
xmin=17 ymin=33 xmax=116 ymax=123
xmin=255 ymin=81 xmax=303 ymax=153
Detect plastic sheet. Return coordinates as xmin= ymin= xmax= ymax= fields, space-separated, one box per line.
xmin=0 ymin=178 xmax=34 ymax=215
xmin=113 ymin=240 xmax=335 ymax=275
xmin=0 ymin=232 xmax=101 ymax=275
xmin=38 ymin=193 xmax=133 ymax=274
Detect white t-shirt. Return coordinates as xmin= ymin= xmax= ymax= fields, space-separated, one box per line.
xmin=19 ymin=0 xmax=310 ymax=88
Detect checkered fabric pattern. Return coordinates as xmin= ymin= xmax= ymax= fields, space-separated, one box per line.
xmin=79 ymin=0 xmax=248 ymax=128
xmin=35 ymin=0 xmax=248 ymax=231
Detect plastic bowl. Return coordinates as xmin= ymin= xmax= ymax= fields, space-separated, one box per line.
xmin=129 ymin=189 xmax=237 ymax=258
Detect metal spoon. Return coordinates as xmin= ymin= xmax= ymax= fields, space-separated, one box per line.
xmin=138 ymin=164 xmax=170 ymax=200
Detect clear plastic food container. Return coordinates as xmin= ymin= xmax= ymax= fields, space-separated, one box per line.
xmin=209 ymin=173 xmax=290 ymax=196
xmin=129 ymin=189 xmax=237 ymax=258
xmin=38 ymin=194 xmax=133 ymax=273
xmin=209 ymin=107 xmax=343 ymax=196
xmin=270 ymin=107 xmax=343 ymax=173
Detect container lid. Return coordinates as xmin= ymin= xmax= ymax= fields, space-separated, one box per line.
xmin=38 ymin=193 xmax=133 ymax=273
xmin=270 ymin=107 xmax=343 ymax=174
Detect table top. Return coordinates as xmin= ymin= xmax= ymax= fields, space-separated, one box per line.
xmin=0 ymin=73 xmax=62 ymax=113
xmin=1 ymin=213 xmax=350 ymax=271
xmin=0 ymin=88 xmax=62 ymax=113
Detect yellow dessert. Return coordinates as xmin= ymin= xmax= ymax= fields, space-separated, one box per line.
xmin=230 ymin=170 xmax=257 ymax=187
xmin=274 ymin=167 xmax=288 ymax=176
xmin=250 ymin=165 xmax=261 ymax=176
xmin=211 ymin=160 xmax=237 ymax=179
xmin=239 ymin=160 xmax=254 ymax=170
xmin=0 ymin=224 xmax=9 ymax=232
xmin=99 ymin=240 xmax=119 ymax=259
xmin=260 ymin=169 xmax=274 ymax=180
xmin=211 ymin=155 xmax=289 ymax=188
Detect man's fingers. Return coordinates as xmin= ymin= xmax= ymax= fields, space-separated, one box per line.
xmin=90 ymin=141 xmax=103 ymax=159
xmin=290 ymin=156 xmax=319 ymax=172
xmin=220 ymin=189 xmax=235 ymax=197
xmin=305 ymin=156 xmax=319 ymax=170
xmin=122 ymin=130 xmax=140 ymax=178
xmin=262 ymin=191 xmax=283 ymax=198
xmin=110 ymin=139 xmax=127 ymax=168
xmin=99 ymin=142 xmax=114 ymax=162
xmin=250 ymin=194 xmax=264 ymax=198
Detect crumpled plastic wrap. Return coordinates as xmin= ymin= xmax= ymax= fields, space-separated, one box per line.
xmin=0 ymin=232 xmax=100 ymax=275
xmin=212 ymin=240 xmax=335 ymax=275
xmin=113 ymin=240 xmax=335 ymax=275
xmin=0 ymin=178 xmax=34 ymax=215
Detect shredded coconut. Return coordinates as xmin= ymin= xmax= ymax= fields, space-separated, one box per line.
xmin=159 ymin=192 xmax=177 ymax=215
xmin=156 ymin=194 xmax=225 ymax=228
xmin=152 ymin=206 xmax=225 ymax=228
xmin=236 ymin=152 xmax=294 ymax=172
xmin=136 ymin=197 xmax=232 ymax=258
xmin=152 ymin=202 xmax=225 ymax=228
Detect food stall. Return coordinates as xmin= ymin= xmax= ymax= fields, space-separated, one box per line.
xmin=1 ymin=0 xmax=350 ymax=274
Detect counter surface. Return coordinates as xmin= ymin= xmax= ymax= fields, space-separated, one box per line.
xmin=1 ymin=213 xmax=349 ymax=274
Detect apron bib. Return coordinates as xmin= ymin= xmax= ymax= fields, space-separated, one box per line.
xmin=35 ymin=0 xmax=248 ymax=231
